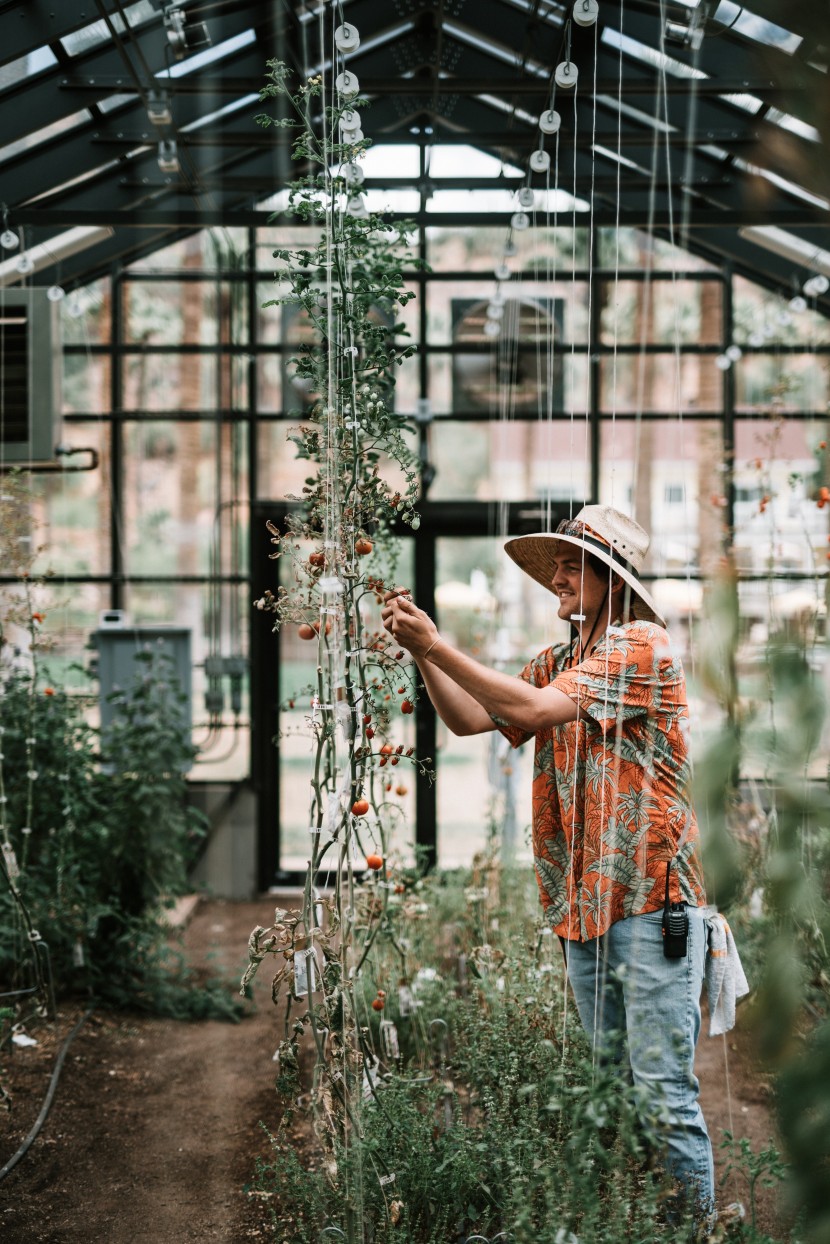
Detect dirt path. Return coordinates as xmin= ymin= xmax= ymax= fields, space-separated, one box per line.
xmin=0 ymin=898 xmax=284 ymax=1244
xmin=0 ymin=899 xmax=782 ymax=1243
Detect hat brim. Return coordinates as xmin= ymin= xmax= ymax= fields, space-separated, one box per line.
xmin=504 ymin=532 xmax=667 ymax=628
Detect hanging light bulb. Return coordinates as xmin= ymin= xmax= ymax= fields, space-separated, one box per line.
xmin=510 ymin=211 xmax=530 ymax=232
xmin=529 ymin=149 xmax=551 ymax=174
xmin=47 ymin=284 xmax=66 ymax=302
xmin=788 ymin=294 xmax=807 ymax=313
xmin=555 ymin=62 xmax=578 ymax=89
xmin=335 ymin=71 xmax=360 ymax=98
xmin=539 ymin=109 xmax=561 ymax=135
xmin=67 ymin=295 xmax=85 ymax=319
xmin=334 ymin=23 xmax=360 ymax=52
xmin=486 ymin=303 xmax=505 ymax=320
xmin=517 ymin=186 xmax=535 ymax=208
xmin=714 ymin=354 xmax=731 ymax=370
xmin=804 ymin=273 xmax=829 ymax=297
xmin=573 ymin=0 xmax=599 ymax=24
xmin=776 ymin=309 xmax=792 ymax=327
xmin=748 ymin=330 xmax=764 ymax=347
xmin=725 ymin=345 xmax=742 ymax=362
xmin=344 ymin=128 xmax=364 ymax=143
xmin=503 ymin=239 xmax=518 ymax=257
xmin=15 ymin=253 xmax=34 ymax=275
xmin=1 ymin=228 xmax=20 ymax=250
xmin=483 ymin=319 xmax=501 ymax=339
xmin=495 ymin=263 xmax=512 ymax=281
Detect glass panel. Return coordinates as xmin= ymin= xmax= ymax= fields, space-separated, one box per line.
xmin=0 ymin=46 xmax=58 ymax=93
xmin=256 ymin=354 xmax=282 ymax=412
xmin=598 ymin=227 xmax=716 ymax=272
xmin=429 ymin=420 xmax=591 ymax=502
xmin=256 ymin=420 xmax=304 ymax=498
xmin=123 ymin=581 xmax=250 ymax=780
xmin=598 ymin=419 xmax=722 ymax=581
xmin=733 ymin=276 xmax=830 ymax=346
xmin=733 ymin=417 xmax=828 ymax=573
xmin=126 ymin=228 xmax=249 ymax=272
xmin=434 ymin=535 xmax=568 ymax=868
xmin=600 ymin=352 xmax=716 ymax=412
xmin=121 ymin=420 xmax=243 ymax=575
xmin=429 ymin=279 xmax=582 ymax=346
xmin=599 ymin=279 xmax=721 ymax=345
xmin=28 ymin=421 xmax=110 ymax=577
xmin=0 ymin=109 xmax=91 ymax=165
xmin=734 ymin=354 xmax=829 ymax=413
xmin=123 ymin=279 xmax=248 ymax=346
xmin=426 ymin=225 xmax=590 ymax=272
xmin=62 ymin=353 xmax=111 ymax=414
xmin=60 ymin=278 xmax=111 ymax=345
xmin=121 ymin=353 xmax=219 ymax=410
xmin=277 ymin=543 xmax=416 ymax=872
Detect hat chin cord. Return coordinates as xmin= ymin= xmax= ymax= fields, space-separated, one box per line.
xmin=568 ymin=579 xmax=623 ymax=662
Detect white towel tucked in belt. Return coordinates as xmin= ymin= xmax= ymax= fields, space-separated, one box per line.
xmin=703 ymin=909 xmax=750 ymax=1037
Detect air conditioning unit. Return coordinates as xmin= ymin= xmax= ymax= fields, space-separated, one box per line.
xmin=0 ymin=287 xmax=61 ymax=462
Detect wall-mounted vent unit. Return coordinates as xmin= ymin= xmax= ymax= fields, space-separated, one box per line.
xmin=0 ymin=287 xmax=61 ymax=462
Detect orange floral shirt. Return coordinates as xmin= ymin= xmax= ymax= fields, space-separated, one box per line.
xmin=496 ymin=620 xmax=706 ymax=942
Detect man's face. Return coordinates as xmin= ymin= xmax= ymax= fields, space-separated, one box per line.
xmin=549 ymin=544 xmax=615 ymax=623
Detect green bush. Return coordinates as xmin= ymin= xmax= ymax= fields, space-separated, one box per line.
xmin=0 ymin=652 xmax=239 ymax=1020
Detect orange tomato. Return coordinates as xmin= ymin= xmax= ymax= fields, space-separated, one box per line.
xmin=351 ymin=798 xmax=370 ymax=816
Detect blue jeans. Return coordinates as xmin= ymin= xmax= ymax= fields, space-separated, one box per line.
xmin=562 ymin=907 xmax=714 ymax=1215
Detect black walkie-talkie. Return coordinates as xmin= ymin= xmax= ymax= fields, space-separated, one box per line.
xmin=662 ymin=858 xmax=689 ymax=959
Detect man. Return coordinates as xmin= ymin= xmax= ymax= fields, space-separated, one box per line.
xmin=381 ymin=504 xmax=713 ymax=1217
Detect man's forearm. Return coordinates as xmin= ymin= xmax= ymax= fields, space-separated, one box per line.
xmin=414 ymin=653 xmax=496 ymax=736
xmin=425 ymin=640 xmax=575 ymax=732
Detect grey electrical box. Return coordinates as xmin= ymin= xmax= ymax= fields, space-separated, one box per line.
xmin=90 ymin=625 xmax=193 ymax=749
xmin=0 ymin=287 xmax=61 ymax=462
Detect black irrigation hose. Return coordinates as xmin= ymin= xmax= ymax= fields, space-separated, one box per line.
xmin=0 ymin=1005 xmax=95 ymax=1183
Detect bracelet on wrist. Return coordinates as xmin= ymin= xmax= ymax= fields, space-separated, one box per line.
xmin=423 ymin=636 xmax=440 ymax=659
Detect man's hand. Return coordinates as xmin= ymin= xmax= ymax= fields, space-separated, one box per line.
xmin=381 ymin=587 xmax=439 ymax=659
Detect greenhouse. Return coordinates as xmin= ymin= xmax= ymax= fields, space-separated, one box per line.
xmin=1 ymin=1 xmax=828 ymax=1240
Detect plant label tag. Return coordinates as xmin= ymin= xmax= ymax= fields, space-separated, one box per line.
xmin=380 ymin=1020 xmax=400 ymax=1060
xmin=293 ymin=948 xmax=317 ymax=997
xmin=397 ymin=984 xmax=414 ymax=1016
xmin=378 ymin=1172 xmax=396 ymax=1187
xmin=72 ymin=939 xmax=85 ymax=967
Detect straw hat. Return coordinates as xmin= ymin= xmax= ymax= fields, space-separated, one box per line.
xmin=504 ymin=504 xmax=666 ymax=627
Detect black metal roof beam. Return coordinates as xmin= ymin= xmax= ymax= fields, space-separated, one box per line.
xmin=11 ymin=207 xmax=828 ymax=228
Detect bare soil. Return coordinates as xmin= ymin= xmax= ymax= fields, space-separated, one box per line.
xmin=0 ymin=898 xmax=785 ymax=1243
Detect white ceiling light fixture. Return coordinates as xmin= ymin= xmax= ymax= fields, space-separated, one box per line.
xmin=164 ymin=4 xmax=211 ymax=60
xmin=146 ymin=90 xmax=172 ymax=127
xmin=158 ymin=139 xmax=180 ymax=173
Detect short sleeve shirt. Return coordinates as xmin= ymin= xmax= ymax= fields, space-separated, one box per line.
xmin=494 ymin=620 xmax=706 ymax=942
